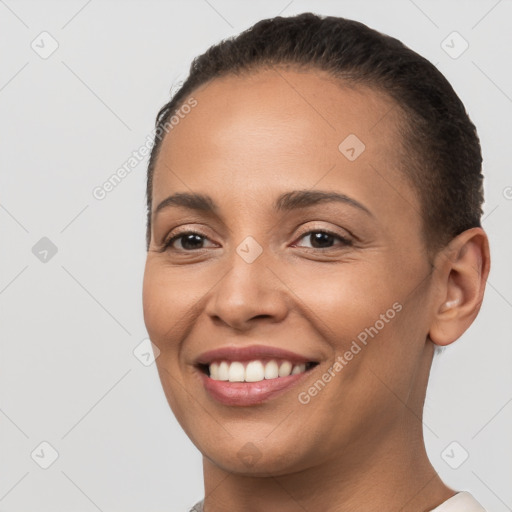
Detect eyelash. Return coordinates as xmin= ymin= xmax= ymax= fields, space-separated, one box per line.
xmin=293 ymin=229 xmax=353 ymax=249
xmin=161 ymin=229 xmax=352 ymax=252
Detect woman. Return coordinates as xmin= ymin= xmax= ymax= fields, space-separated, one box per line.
xmin=142 ymin=13 xmax=490 ymax=511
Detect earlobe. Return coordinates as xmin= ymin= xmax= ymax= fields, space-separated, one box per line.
xmin=428 ymin=228 xmax=490 ymax=347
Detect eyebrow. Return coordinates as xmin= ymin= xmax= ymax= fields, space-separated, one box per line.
xmin=153 ymin=189 xmax=373 ymax=218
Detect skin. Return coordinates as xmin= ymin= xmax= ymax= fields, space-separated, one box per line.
xmin=142 ymin=68 xmax=490 ymax=512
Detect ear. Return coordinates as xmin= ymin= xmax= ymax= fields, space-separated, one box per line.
xmin=429 ymin=227 xmax=490 ymax=346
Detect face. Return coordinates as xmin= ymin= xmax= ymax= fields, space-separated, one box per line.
xmin=143 ymin=68 xmax=437 ymax=475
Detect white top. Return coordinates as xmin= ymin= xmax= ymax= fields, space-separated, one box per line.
xmin=190 ymin=491 xmax=486 ymax=511
xmin=430 ymin=491 xmax=486 ymax=511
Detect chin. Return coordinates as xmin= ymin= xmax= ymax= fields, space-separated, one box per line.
xmin=196 ymin=432 xmax=313 ymax=476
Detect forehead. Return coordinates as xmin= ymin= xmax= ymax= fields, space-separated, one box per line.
xmin=152 ymin=68 xmax=416 ymax=223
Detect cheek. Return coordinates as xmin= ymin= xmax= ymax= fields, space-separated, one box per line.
xmin=142 ymin=262 xmax=204 ymax=417
xmin=289 ymin=260 xmax=397 ymax=346
xmin=293 ymin=260 xmax=423 ymax=393
xmin=142 ymin=260 xmax=198 ymax=350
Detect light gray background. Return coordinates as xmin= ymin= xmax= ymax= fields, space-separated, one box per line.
xmin=1 ymin=0 xmax=511 ymax=510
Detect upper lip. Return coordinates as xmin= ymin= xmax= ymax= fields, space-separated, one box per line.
xmin=195 ymin=344 xmax=318 ymax=365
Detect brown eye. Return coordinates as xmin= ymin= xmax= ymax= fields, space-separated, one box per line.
xmin=163 ymin=231 xmax=216 ymax=251
xmin=295 ymin=230 xmax=352 ymax=249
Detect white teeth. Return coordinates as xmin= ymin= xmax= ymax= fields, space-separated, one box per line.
xmin=278 ymin=361 xmax=293 ymax=377
xmin=209 ymin=362 xmax=220 ymax=380
xmin=207 ymin=359 xmax=310 ymax=382
xmin=245 ymin=361 xmax=265 ymax=382
xmin=228 ymin=361 xmax=245 ymax=382
xmin=291 ymin=363 xmax=306 ymax=375
xmin=264 ymin=360 xmax=279 ymax=379
xmin=218 ymin=361 xmax=229 ymax=381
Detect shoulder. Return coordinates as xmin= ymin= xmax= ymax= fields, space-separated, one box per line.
xmin=430 ymin=491 xmax=486 ymax=512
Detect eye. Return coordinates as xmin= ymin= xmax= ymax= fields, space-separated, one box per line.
xmin=162 ymin=231 xmax=217 ymax=251
xmin=161 ymin=228 xmax=352 ymax=252
xmin=293 ymin=229 xmax=352 ymax=250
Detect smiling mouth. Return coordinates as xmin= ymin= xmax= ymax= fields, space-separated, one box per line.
xmin=197 ymin=359 xmax=319 ymax=383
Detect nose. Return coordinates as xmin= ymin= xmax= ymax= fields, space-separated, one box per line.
xmin=204 ymin=248 xmax=289 ymax=332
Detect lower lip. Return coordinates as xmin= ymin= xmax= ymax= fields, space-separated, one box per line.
xmin=198 ymin=369 xmax=311 ymax=406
